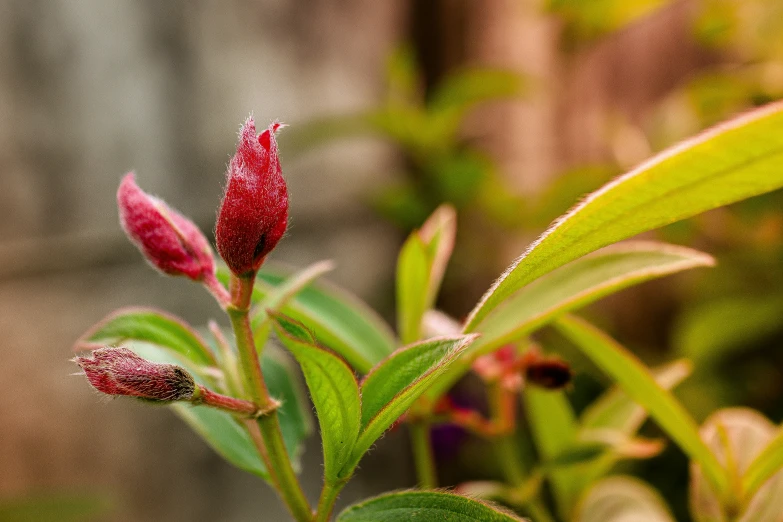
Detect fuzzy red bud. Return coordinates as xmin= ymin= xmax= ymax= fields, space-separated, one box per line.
xmin=118 ymin=173 xmax=215 ymax=281
xmin=216 ymin=118 xmax=288 ymax=276
xmin=75 ymin=347 xmax=196 ymax=402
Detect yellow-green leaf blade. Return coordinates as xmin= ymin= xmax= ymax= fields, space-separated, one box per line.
xmin=396 ymin=205 xmax=456 ymax=345
xmin=425 ymin=241 xmax=713 ymax=403
xmin=553 ymin=314 xmax=728 ymax=498
xmin=466 ymin=101 xmax=783 ymax=330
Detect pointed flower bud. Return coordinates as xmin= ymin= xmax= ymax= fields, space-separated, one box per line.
xmin=216 ymin=118 xmax=288 ymax=276
xmin=118 ymin=173 xmax=216 ymax=281
xmin=75 ymin=347 xmax=196 ymax=402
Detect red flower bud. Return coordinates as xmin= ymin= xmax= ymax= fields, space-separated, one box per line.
xmin=75 ymin=347 xmax=196 ymax=402
xmin=118 ymin=173 xmax=215 ymax=281
xmin=525 ymin=356 xmax=573 ymax=390
xmin=216 ymin=118 xmax=288 ymax=276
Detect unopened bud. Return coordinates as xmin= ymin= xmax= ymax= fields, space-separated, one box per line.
xmin=216 ymin=118 xmax=288 ymax=276
xmin=118 ymin=173 xmax=215 ymax=281
xmin=525 ymin=356 xmax=573 ymax=390
xmin=75 ymin=347 xmax=195 ymax=402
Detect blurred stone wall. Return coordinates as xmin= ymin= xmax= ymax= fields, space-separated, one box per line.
xmin=0 ymin=1 xmax=409 ymax=520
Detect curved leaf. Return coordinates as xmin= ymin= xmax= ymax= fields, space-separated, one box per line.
xmin=576 ymin=476 xmax=675 ymax=522
xmin=347 ymin=335 xmax=477 ymax=471
xmin=76 ymin=307 xmax=215 ymax=367
xmin=553 ymin=314 xmax=729 ymax=498
xmin=337 ymin=490 xmax=525 ymax=522
xmin=272 ymin=314 xmax=361 ymax=481
xmin=426 ymin=241 xmax=713 ymax=402
xmin=129 ymin=342 xmax=310 ymax=479
xmin=693 ymin=409 xmax=783 ymax=522
xmin=466 ymin=101 xmax=783 ymax=330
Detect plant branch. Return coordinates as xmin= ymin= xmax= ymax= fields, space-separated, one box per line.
xmin=228 ymin=273 xmax=313 ymax=522
xmin=315 ymin=479 xmax=347 ymax=522
xmin=410 ymin=420 xmax=438 ymax=489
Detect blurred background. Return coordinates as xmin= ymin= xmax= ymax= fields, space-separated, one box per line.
xmin=1 ymin=0 xmax=782 ymax=520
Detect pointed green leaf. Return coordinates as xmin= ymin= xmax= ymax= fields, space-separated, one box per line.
xmin=524 ymin=387 xmax=580 ymax=519
xmin=396 ymin=234 xmax=430 ymax=345
xmin=217 ymin=264 xmax=397 ymax=373
xmin=347 ymin=335 xmax=477 ymax=470
xmin=272 ymin=314 xmax=361 ymax=481
xmin=553 ymin=314 xmax=728 ymax=498
xmin=466 ymin=101 xmax=783 ymax=330
xmin=425 ymin=241 xmax=713 ymax=402
xmin=76 ymin=307 xmax=215 ymax=367
xmin=337 ymin=491 xmax=525 ymax=522
xmin=396 ymin=205 xmax=456 ymax=344
xmin=576 ymin=476 xmax=675 ymax=522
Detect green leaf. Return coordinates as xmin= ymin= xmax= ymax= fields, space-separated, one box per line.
xmin=396 ymin=234 xmax=430 ymax=345
xmin=575 ymin=476 xmax=675 ymax=522
xmin=396 ymin=205 xmax=456 ymax=344
xmin=347 ymin=335 xmax=477 ymax=470
xmin=524 ymin=387 xmax=580 ymax=519
xmin=743 ymin=426 xmax=783 ymax=512
xmin=252 ymin=266 xmax=397 ymax=373
xmin=425 ymin=241 xmax=713 ymax=402
xmin=694 ymin=409 xmax=783 ymax=522
xmin=465 ymin=101 xmax=783 ymax=330
xmin=580 ymin=360 xmax=692 ymax=432
xmin=251 ymin=260 xmax=335 ymax=331
xmin=171 ymin=404 xmax=268 ymax=478
xmin=272 ymin=314 xmax=361 ymax=481
xmin=0 ymin=493 xmax=111 ymax=522
xmin=569 ymin=361 xmax=692 ymax=493
xmin=130 ymin=342 xmax=311 ymax=479
xmin=553 ymin=314 xmax=729 ymax=498
xmin=76 ymin=307 xmax=215 ymax=367
xmin=337 ymin=490 xmax=525 ymax=522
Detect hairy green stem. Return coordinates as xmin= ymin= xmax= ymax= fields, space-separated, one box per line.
xmin=229 ymin=274 xmax=313 ymax=522
xmin=315 ymin=480 xmax=347 ymax=522
xmin=410 ymin=421 xmax=438 ymax=489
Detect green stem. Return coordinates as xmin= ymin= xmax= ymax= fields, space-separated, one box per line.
xmin=315 ymin=480 xmax=347 ymax=522
xmin=410 ymin=421 xmax=438 ymax=489
xmin=228 ymin=274 xmax=312 ymax=522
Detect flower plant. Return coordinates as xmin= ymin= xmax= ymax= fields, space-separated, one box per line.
xmin=74 ymin=103 xmax=783 ymax=521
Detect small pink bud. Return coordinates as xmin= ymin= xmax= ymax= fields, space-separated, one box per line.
xmin=75 ymin=347 xmax=196 ymax=402
xmin=216 ymin=117 xmax=288 ymax=276
xmin=118 ymin=173 xmax=215 ymax=281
